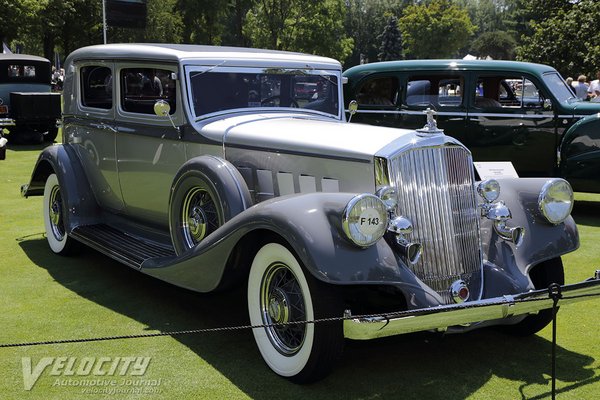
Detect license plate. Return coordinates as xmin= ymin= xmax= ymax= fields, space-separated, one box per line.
xmin=0 ymin=105 xmax=7 ymax=115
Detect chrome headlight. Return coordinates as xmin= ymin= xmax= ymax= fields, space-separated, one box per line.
xmin=477 ymin=179 xmax=500 ymax=203
xmin=342 ymin=194 xmax=388 ymax=247
xmin=538 ymin=179 xmax=574 ymax=224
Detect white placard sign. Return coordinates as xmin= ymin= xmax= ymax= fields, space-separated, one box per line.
xmin=474 ymin=162 xmax=519 ymax=179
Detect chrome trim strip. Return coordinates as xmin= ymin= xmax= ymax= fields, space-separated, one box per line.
xmin=468 ymin=112 xmax=553 ymax=119
xmin=344 ymin=279 xmax=600 ymax=340
xmin=348 ymin=109 xmax=557 ymax=120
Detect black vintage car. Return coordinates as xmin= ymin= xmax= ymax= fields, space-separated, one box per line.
xmin=0 ymin=53 xmax=61 ymax=143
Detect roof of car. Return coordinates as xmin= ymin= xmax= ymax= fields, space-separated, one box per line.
xmin=343 ymin=59 xmax=558 ymax=78
xmin=65 ymin=43 xmax=341 ymax=69
xmin=0 ymin=53 xmax=51 ymax=64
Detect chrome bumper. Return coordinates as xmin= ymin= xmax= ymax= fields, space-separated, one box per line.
xmin=344 ymin=275 xmax=600 ymax=340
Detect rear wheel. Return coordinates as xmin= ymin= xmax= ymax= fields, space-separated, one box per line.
xmin=248 ymin=243 xmax=343 ymax=383
xmin=169 ymin=172 xmax=224 ymax=255
xmin=501 ymin=258 xmax=564 ymax=336
xmin=43 ymin=174 xmax=77 ymax=255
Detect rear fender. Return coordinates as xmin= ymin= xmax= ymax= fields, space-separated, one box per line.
xmin=22 ymin=144 xmax=99 ymax=231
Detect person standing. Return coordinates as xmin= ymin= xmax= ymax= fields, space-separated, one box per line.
xmin=574 ymin=75 xmax=589 ymax=100
xmin=588 ymin=70 xmax=600 ymax=100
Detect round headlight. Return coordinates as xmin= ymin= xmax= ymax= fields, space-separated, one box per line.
xmin=342 ymin=194 xmax=388 ymax=247
xmin=538 ymin=179 xmax=574 ymax=224
xmin=477 ymin=179 xmax=500 ymax=203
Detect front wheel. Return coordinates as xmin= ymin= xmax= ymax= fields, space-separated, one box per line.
xmin=248 ymin=243 xmax=343 ymax=383
xmin=43 ymin=174 xmax=77 ymax=255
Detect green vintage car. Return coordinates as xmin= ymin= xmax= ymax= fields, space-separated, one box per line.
xmin=343 ymin=60 xmax=600 ymax=193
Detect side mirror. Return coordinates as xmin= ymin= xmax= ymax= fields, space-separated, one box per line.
xmin=348 ymin=100 xmax=358 ymax=122
xmin=154 ymin=99 xmax=171 ymax=117
xmin=544 ymin=98 xmax=553 ymax=110
xmin=154 ymin=100 xmax=180 ymax=137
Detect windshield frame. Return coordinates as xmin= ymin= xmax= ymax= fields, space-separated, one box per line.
xmin=184 ymin=65 xmax=343 ymax=121
xmin=542 ymin=72 xmax=578 ymax=104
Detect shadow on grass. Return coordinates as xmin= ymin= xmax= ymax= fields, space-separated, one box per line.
xmin=17 ymin=238 xmax=599 ymax=399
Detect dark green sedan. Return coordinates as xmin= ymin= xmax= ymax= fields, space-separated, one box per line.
xmin=343 ymin=60 xmax=600 ymax=193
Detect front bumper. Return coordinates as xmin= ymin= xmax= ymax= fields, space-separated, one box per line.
xmin=344 ymin=274 xmax=600 ymax=340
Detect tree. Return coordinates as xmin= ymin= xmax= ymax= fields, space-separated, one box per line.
xmin=244 ymin=0 xmax=353 ymax=62
xmin=471 ymin=30 xmax=516 ymax=59
xmin=399 ymin=0 xmax=476 ymax=59
xmin=344 ymin=0 xmax=411 ymax=67
xmin=378 ymin=16 xmax=403 ymax=61
xmin=0 ymin=0 xmax=46 ymax=53
xmin=516 ymin=0 xmax=600 ymax=77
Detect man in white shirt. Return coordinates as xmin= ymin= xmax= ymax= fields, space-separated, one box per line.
xmin=588 ymin=70 xmax=600 ymax=100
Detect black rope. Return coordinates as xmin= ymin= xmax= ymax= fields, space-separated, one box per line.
xmin=0 ymin=290 xmax=596 ymax=350
xmin=548 ymin=283 xmax=563 ymax=400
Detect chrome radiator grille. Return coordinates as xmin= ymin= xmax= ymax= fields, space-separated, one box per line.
xmin=388 ymin=145 xmax=482 ymax=304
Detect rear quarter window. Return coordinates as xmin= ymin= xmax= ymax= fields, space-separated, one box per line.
xmin=81 ymin=66 xmax=113 ymax=110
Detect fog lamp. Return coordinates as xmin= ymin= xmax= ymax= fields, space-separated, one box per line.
xmin=376 ymin=186 xmax=397 ymax=211
xmin=477 ymin=179 xmax=500 ymax=203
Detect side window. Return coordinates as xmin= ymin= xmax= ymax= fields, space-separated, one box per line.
xmin=120 ymin=67 xmax=176 ymax=115
xmin=81 ymin=66 xmax=113 ymax=110
xmin=406 ymin=75 xmax=463 ymax=107
xmin=475 ymin=76 xmax=544 ymax=109
xmin=356 ymin=77 xmax=399 ymax=106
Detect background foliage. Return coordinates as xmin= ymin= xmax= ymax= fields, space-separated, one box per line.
xmin=1 ymin=0 xmax=600 ymax=76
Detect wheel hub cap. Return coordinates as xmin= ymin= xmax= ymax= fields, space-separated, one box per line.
xmin=50 ymin=201 xmax=61 ymax=226
xmin=268 ymin=288 xmax=290 ymax=324
xmin=188 ymin=206 xmax=207 ymax=241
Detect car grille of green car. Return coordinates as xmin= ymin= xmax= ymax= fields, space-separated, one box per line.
xmin=388 ymin=144 xmax=482 ymax=304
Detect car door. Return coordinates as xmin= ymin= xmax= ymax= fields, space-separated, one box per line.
xmin=115 ymin=63 xmax=186 ymax=229
xmin=465 ymin=73 xmax=556 ymax=177
xmin=68 ymin=61 xmax=124 ymax=212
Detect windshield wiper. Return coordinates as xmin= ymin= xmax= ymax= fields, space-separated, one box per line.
xmin=189 ymin=61 xmax=227 ymax=79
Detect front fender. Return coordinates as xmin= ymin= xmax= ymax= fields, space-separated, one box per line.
xmin=482 ymin=178 xmax=578 ymax=278
xmin=22 ymin=144 xmax=99 ymax=231
xmin=142 ymin=192 xmax=426 ymax=297
xmin=560 ymin=114 xmax=600 ymax=192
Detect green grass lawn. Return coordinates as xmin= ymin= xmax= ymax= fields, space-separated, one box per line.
xmin=1 ymin=139 xmax=599 ymax=399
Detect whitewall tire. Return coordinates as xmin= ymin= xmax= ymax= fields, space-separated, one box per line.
xmin=43 ymin=174 xmax=75 ymax=254
xmin=248 ymin=243 xmax=343 ymax=383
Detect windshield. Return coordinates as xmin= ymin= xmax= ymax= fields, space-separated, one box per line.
xmin=543 ymin=72 xmax=577 ymax=103
xmin=187 ymin=67 xmax=340 ymax=119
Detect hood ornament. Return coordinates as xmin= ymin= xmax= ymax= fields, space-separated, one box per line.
xmin=417 ymin=108 xmax=444 ymax=135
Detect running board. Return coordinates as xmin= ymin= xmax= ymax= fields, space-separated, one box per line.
xmin=70 ymin=224 xmax=175 ymax=269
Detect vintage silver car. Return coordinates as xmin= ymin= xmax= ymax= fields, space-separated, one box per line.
xmin=22 ymin=44 xmax=600 ymax=383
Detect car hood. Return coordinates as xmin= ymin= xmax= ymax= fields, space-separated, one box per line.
xmin=197 ymin=113 xmax=449 ymax=161
xmin=569 ymin=101 xmax=600 ymax=114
